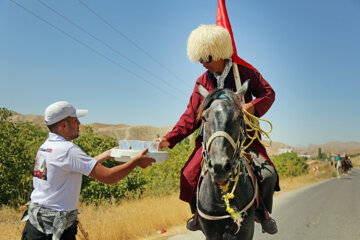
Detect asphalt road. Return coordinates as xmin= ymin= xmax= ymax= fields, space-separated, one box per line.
xmin=167 ymin=168 xmax=360 ymax=240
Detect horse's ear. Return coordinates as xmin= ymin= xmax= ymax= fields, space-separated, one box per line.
xmin=197 ymin=83 xmax=209 ymax=98
xmin=235 ymin=79 xmax=250 ymax=96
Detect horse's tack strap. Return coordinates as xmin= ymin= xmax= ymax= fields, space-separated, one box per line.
xmin=233 ymin=63 xmax=242 ymax=91
xmin=242 ymin=153 xmax=259 ymax=209
xmin=196 ymin=155 xmax=259 ymax=229
xmin=206 ymin=131 xmax=238 ymax=153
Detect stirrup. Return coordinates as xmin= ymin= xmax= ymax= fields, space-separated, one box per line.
xmin=260 ymin=217 xmax=278 ymax=234
xmin=186 ymin=215 xmax=201 ymax=231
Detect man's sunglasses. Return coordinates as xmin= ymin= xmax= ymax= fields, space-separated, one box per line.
xmin=199 ymin=55 xmax=212 ymax=64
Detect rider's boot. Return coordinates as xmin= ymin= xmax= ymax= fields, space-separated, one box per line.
xmin=186 ymin=210 xmax=201 ymax=231
xmin=255 ymin=211 xmax=278 ymax=234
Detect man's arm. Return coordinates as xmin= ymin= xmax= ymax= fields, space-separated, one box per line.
xmin=89 ymin=149 xmax=155 ymax=184
xmin=239 ymin=66 xmax=275 ymax=117
xmin=93 ymin=148 xmax=116 ymax=164
xmin=161 ymin=74 xmax=208 ymax=148
xmin=248 ymin=71 xmax=275 ymax=117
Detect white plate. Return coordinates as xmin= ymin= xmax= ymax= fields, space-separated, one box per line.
xmin=110 ymin=149 xmax=169 ymax=164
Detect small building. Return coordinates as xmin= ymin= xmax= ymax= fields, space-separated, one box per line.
xmin=278 ymin=148 xmax=293 ymax=155
xmin=298 ymin=154 xmax=312 ymax=160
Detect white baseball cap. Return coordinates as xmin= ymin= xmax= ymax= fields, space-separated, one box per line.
xmin=44 ymin=101 xmax=88 ymax=126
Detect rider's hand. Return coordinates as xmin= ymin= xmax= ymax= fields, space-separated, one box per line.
xmin=154 ymin=137 xmax=170 ymax=150
xmin=242 ymin=103 xmax=255 ymax=115
xmin=133 ymin=148 xmax=155 ymax=168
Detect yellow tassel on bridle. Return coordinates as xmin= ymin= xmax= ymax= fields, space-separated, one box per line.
xmin=221 ymin=164 xmax=241 ymax=220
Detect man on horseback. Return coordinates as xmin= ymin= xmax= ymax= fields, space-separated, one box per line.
xmin=157 ymin=25 xmax=279 ymax=235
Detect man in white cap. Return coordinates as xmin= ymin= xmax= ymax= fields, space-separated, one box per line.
xmin=21 ymin=101 xmax=155 ymax=240
xmin=157 ymin=25 xmax=279 ymax=234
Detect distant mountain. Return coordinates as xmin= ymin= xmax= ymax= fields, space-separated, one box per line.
xmin=293 ymin=141 xmax=360 ymax=156
xmin=82 ymin=123 xmax=173 ymax=141
xmin=11 ymin=114 xmax=47 ymax=130
xmin=10 ymin=113 xmax=173 ymax=141
xmin=10 ymin=113 xmax=360 ymax=155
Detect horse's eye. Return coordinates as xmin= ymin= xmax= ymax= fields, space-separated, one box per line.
xmin=201 ymin=116 xmax=206 ymax=122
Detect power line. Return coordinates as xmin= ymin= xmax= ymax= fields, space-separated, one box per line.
xmin=37 ymin=0 xmax=188 ymax=96
xmin=77 ymin=0 xmax=191 ymax=88
xmin=9 ymin=0 xmax=183 ymax=100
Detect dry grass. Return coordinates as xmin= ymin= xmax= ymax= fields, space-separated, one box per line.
xmin=351 ymin=156 xmax=360 ymax=168
xmin=76 ymin=195 xmax=191 ymax=240
xmin=0 ymin=206 xmax=25 ymax=239
xmin=0 ymin=161 xmax=342 ymax=240
xmin=0 ymin=194 xmax=192 ymax=240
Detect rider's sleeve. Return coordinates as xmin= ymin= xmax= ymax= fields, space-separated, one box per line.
xmin=164 ymin=74 xmax=208 ymax=148
xmin=241 ymin=66 xmax=275 ymax=118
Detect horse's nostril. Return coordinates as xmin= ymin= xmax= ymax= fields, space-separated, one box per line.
xmin=224 ymin=163 xmax=231 ymax=172
xmin=208 ymin=160 xmax=213 ymax=168
xmin=214 ymin=164 xmax=222 ymax=173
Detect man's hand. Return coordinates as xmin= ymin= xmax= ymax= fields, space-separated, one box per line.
xmin=133 ymin=149 xmax=156 ymax=168
xmin=242 ymin=103 xmax=255 ymax=115
xmin=154 ymin=137 xmax=170 ymax=150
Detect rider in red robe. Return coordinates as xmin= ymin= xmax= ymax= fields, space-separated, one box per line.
xmin=157 ymin=25 xmax=279 ymax=235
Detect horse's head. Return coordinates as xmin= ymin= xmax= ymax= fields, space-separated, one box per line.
xmin=197 ymin=80 xmax=249 ymax=185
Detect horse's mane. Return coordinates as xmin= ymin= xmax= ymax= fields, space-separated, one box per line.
xmin=196 ymin=88 xmax=242 ymax=123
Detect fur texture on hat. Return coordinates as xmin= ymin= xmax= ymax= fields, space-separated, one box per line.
xmin=187 ymin=25 xmax=233 ymax=62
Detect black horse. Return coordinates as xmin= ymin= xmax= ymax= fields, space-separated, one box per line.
xmin=196 ymin=80 xmax=257 ymax=240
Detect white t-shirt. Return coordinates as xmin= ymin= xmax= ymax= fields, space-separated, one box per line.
xmin=30 ymin=132 xmax=97 ymax=211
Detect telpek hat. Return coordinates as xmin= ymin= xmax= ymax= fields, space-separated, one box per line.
xmin=187 ymin=25 xmax=233 ymax=63
xmin=44 ymin=101 xmax=88 ymax=126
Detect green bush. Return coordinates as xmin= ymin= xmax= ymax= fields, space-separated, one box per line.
xmin=0 ymin=108 xmax=47 ymax=207
xmin=4 ymin=107 xmax=312 ymax=207
xmin=73 ymin=127 xmax=148 ymax=204
xmin=74 ymin=126 xmax=192 ymax=203
xmin=142 ymin=142 xmax=193 ymax=197
xmin=271 ymin=152 xmax=308 ymax=178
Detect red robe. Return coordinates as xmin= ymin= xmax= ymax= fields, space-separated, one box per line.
xmin=165 ymin=64 xmax=278 ymax=203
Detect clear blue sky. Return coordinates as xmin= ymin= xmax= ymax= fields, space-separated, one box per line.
xmin=1 ymin=0 xmax=359 ymax=146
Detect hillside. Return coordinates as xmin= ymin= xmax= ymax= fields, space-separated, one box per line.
xmin=83 ymin=123 xmax=173 ymax=141
xmin=10 ymin=113 xmax=173 ymax=141
xmin=294 ymin=142 xmax=360 ymax=156
xmin=10 ymin=113 xmax=360 ymax=156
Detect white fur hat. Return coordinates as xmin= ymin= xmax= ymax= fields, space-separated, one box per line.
xmin=187 ymin=25 xmax=233 ymax=62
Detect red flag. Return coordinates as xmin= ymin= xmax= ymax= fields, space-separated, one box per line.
xmin=216 ymin=0 xmax=257 ymax=71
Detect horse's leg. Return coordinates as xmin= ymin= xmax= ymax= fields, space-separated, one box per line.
xmin=345 ymin=165 xmax=349 ymax=175
xmin=336 ymin=163 xmax=341 ymax=178
xmin=198 ymin=174 xmax=226 ymax=240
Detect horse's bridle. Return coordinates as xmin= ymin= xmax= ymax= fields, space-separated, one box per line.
xmin=201 ymin=102 xmax=248 ymax=171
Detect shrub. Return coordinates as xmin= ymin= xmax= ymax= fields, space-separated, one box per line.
xmin=271 ymin=152 xmax=308 ymax=178
xmin=0 ymin=108 xmax=47 ymax=207
xmin=142 ymin=142 xmax=193 ymax=197
xmin=0 ymin=109 xmax=196 ymax=206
